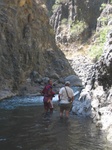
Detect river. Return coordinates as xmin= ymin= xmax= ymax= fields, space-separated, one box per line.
xmin=0 ymin=96 xmax=111 ymax=150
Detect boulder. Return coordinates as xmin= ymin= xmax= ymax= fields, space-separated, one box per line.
xmin=65 ymin=75 xmax=82 ymax=86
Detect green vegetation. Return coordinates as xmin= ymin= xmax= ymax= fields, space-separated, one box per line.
xmin=55 ymin=0 xmax=67 ymax=4
xmin=100 ymin=3 xmax=107 ymax=11
xmin=52 ymin=0 xmax=68 ymax=12
xmin=98 ymin=17 xmax=108 ymax=26
xmin=49 ymin=28 xmax=55 ymax=36
xmin=70 ymin=21 xmax=87 ymax=38
xmin=52 ymin=4 xmax=60 ymax=12
xmin=97 ymin=14 xmax=112 ymax=27
xmin=55 ymin=0 xmax=62 ymax=3
xmin=61 ymin=18 xmax=68 ymax=25
xmin=89 ymin=45 xmax=103 ymax=60
xmin=89 ymin=26 xmax=111 ymax=59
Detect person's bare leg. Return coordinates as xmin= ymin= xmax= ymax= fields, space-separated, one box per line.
xmin=50 ymin=108 xmax=53 ymax=115
xmin=60 ymin=109 xmax=63 ymax=119
xmin=65 ymin=110 xmax=69 ymax=118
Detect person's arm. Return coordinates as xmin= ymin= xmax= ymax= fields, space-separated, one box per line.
xmin=51 ymin=91 xmax=55 ymax=97
xmin=58 ymin=94 xmax=61 ymax=101
xmin=58 ymin=88 xmax=63 ymax=101
xmin=71 ymin=96 xmax=74 ymax=102
xmin=41 ymin=86 xmax=46 ymax=95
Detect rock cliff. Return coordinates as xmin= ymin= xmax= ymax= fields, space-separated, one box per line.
xmin=0 ymin=0 xmax=74 ymax=98
xmin=72 ymin=4 xmax=112 ymax=142
xmin=48 ymin=0 xmax=107 ymax=44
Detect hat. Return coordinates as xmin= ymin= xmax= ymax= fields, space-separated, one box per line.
xmin=65 ymin=81 xmax=70 ymax=85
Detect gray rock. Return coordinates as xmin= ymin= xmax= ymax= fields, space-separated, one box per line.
xmin=0 ymin=1 xmax=75 ymax=95
xmin=50 ymin=73 xmax=59 ymax=79
xmin=65 ymin=75 xmax=82 ymax=86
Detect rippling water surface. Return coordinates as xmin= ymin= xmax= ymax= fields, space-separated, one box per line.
xmin=0 ymin=96 xmax=111 ymax=150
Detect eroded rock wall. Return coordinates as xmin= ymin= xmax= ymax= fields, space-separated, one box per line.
xmin=0 ymin=0 xmax=74 ymax=96
xmin=72 ymin=4 xmax=112 ymax=142
xmin=49 ymin=0 xmax=107 ymax=44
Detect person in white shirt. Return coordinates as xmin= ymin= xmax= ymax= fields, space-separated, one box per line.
xmin=58 ymin=81 xmax=74 ymax=119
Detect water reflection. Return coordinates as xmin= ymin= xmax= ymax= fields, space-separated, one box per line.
xmin=0 ymin=96 xmax=111 ymax=150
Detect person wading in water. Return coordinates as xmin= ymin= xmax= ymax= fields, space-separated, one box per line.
xmin=58 ymin=81 xmax=74 ymax=119
xmin=41 ymin=79 xmax=55 ymax=118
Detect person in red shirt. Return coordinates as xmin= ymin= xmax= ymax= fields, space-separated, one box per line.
xmin=42 ymin=79 xmax=55 ymax=117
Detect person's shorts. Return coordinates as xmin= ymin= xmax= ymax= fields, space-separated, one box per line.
xmin=44 ymin=101 xmax=53 ymax=110
xmin=59 ymin=103 xmax=72 ymax=111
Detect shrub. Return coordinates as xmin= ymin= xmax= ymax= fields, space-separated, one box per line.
xmin=52 ymin=4 xmax=60 ymax=12
xmin=100 ymin=3 xmax=107 ymax=11
xmin=61 ymin=18 xmax=68 ymax=25
xmin=55 ymin=0 xmax=67 ymax=4
xmin=89 ymin=26 xmax=111 ymax=59
xmin=89 ymin=45 xmax=103 ymax=60
xmin=70 ymin=21 xmax=87 ymax=37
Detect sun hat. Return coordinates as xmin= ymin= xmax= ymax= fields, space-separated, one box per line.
xmin=65 ymin=81 xmax=70 ymax=85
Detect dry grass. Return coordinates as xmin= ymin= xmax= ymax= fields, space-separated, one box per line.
xmin=58 ymin=42 xmax=90 ymax=60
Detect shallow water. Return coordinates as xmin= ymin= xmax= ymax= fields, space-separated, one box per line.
xmin=0 ymin=96 xmax=111 ymax=150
